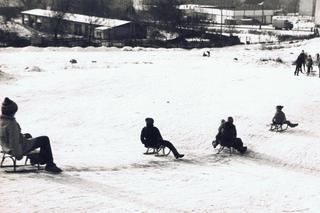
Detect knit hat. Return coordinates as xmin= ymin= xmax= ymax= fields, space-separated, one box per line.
xmin=1 ymin=97 xmax=18 ymax=115
xmin=145 ymin=117 xmax=154 ymax=124
xmin=276 ymin=105 xmax=284 ymax=110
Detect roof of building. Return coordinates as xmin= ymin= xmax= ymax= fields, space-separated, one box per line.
xmin=21 ymin=9 xmax=130 ymax=28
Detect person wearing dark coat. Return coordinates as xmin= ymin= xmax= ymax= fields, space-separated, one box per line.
xmin=0 ymin=97 xmax=62 ymax=173
xmin=272 ymin=105 xmax=298 ymax=128
xmin=220 ymin=117 xmax=247 ymax=154
xmin=306 ymin=55 xmax=313 ymax=76
xmin=294 ymin=50 xmax=306 ymax=76
xmin=140 ymin=118 xmax=184 ymax=159
xmin=213 ymin=119 xmax=225 ymax=148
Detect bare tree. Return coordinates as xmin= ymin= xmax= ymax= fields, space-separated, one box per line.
xmin=49 ymin=0 xmax=77 ymax=41
xmin=149 ymin=0 xmax=183 ymax=33
xmin=0 ymin=0 xmax=17 ymax=23
xmin=19 ymin=0 xmax=47 ymax=10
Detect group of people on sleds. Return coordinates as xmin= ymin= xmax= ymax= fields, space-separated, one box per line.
xmin=0 ymin=97 xmax=300 ymax=174
xmin=212 ymin=117 xmax=247 ymax=154
xmin=140 ymin=105 xmax=298 ymax=157
xmin=294 ymin=50 xmax=320 ymax=77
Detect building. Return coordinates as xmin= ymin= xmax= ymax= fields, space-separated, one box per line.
xmin=179 ymin=4 xmax=275 ymax=24
xmin=315 ymin=0 xmax=320 ymax=25
xmin=21 ymin=9 xmax=146 ymax=41
xmin=299 ymin=0 xmax=316 ymax=16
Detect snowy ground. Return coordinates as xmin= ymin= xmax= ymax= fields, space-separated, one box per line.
xmin=1 ymin=39 xmax=320 ymax=212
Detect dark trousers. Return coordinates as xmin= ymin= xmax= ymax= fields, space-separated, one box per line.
xmin=294 ymin=65 xmax=302 ymax=76
xmin=284 ymin=121 xmax=297 ymax=128
xmin=307 ymin=66 xmax=312 ymax=75
xmin=159 ymin=140 xmax=180 ymax=157
xmin=29 ymin=136 xmax=54 ymax=165
xmin=221 ymin=138 xmax=245 ymax=152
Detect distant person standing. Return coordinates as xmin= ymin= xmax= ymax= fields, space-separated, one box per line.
xmin=306 ymin=55 xmax=313 ymax=76
xmin=316 ymin=53 xmax=320 ymax=78
xmin=294 ymin=50 xmax=306 ymax=76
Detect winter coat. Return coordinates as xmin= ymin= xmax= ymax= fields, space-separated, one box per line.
xmin=316 ymin=57 xmax=320 ymax=67
xmin=273 ymin=111 xmax=286 ymax=124
xmin=0 ymin=115 xmax=35 ymax=160
xmin=306 ymin=57 xmax=313 ymax=67
xmin=221 ymin=122 xmax=237 ymax=146
xmin=140 ymin=126 xmax=163 ymax=148
xmin=296 ymin=53 xmax=306 ymax=66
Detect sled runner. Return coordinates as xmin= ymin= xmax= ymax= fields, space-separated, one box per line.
xmin=269 ymin=123 xmax=288 ymax=132
xmin=144 ymin=145 xmax=171 ymax=157
xmin=212 ymin=141 xmax=233 ymax=155
xmin=0 ymin=150 xmax=41 ymax=173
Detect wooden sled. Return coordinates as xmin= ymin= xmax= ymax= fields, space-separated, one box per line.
xmin=212 ymin=141 xmax=233 ymax=155
xmin=144 ymin=146 xmax=171 ymax=157
xmin=270 ymin=123 xmax=288 ymax=132
xmin=1 ymin=150 xmax=41 ymax=173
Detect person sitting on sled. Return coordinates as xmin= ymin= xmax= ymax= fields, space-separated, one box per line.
xmin=140 ymin=118 xmax=184 ymax=159
xmin=213 ymin=119 xmax=225 ymax=148
xmin=220 ymin=117 xmax=247 ymax=154
xmin=0 ymin=97 xmax=62 ymax=173
xmin=272 ymin=105 xmax=298 ymax=128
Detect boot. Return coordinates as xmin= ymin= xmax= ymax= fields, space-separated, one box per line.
xmin=239 ymin=146 xmax=247 ymax=154
xmin=175 ymin=154 xmax=184 ymax=159
xmin=289 ymin=123 xmax=298 ymax=128
xmin=45 ymin=163 xmax=63 ymax=174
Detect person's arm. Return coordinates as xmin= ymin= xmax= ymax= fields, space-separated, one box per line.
xmin=282 ymin=112 xmax=287 ymax=122
xmin=140 ymin=128 xmax=146 ymax=144
xmin=156 ymin=128 xmax=163 ymax=141
xmin=7 ymin=122 xmax=23 ymax=160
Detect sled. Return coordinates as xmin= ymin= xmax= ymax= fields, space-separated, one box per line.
xmin=269 ymin=123 xmax=288 ymax=132
xmin=1 ymin=150 xmax=41 ymax=173
xmin=212 ymin=141 xmax=233 ymax=155
xmin=144 ymin=145 xmax=171 ymax=157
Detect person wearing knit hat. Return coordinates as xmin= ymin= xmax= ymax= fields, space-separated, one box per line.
xmin=140 ymin=118 xmax=184 ymax=159
xmin=0 ymin=97 xmax=62 ymax=173
xmin=272 ymin=105 xmax=298 ymax=128
xmin=1 ymin=97 xmax=18 ymax=116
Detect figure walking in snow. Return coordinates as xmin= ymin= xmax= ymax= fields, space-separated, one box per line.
xmin=316 ymin=53 xmax=320 ymax=78
xmin=0 ymin=97 xmax=62 ymax=173
xmin=306 ymin=55 xmax=313 ymax=76
xmin=272 ymin=105 xmax=298 ymax=128
xmin=220 ymin=117 xmax=247 ymax=154
xmin=294 ymin=50 xmax=306 ymax=76
xmin=213 ymin=119 xmax=225 ymax=148
xmin=140 ymin=118 xmax=184 ymax=159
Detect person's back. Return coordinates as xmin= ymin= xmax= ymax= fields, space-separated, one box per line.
xmin=221 ymin=121 xmax=236 ymax=147
xmin=0 ymin=97 xmax=62 ymax=173
xmin=140 ymin=118 xmax=184 ymax=159
xmin=272 ymin=105 xmax=298 ymax=128
xmin=296 ymin=53 xmax=305 ymax=65
xmin=273 ymin=110 xmax=286 ymax=124
xmin=220 ymin=117 xmax=247 ymax=154
xmin=0 ymin=115 xmax=22 ymax=156
xmin=140 ymin=125 xmax=162 ymax=148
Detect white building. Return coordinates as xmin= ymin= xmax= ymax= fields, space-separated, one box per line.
xmin=315 ymin=0 xmax=320 ymax=25
xmin=179 ymin=4 xmax=275 ymax=24
xmin=299 ymin=0 xmax=316 ymax=16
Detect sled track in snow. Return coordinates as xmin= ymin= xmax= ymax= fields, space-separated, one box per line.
xmin=27 ymin=172 xmax=186 ymax=213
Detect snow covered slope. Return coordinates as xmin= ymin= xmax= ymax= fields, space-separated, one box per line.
xmin=0 ymin=39 xmax=320 ymax=212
